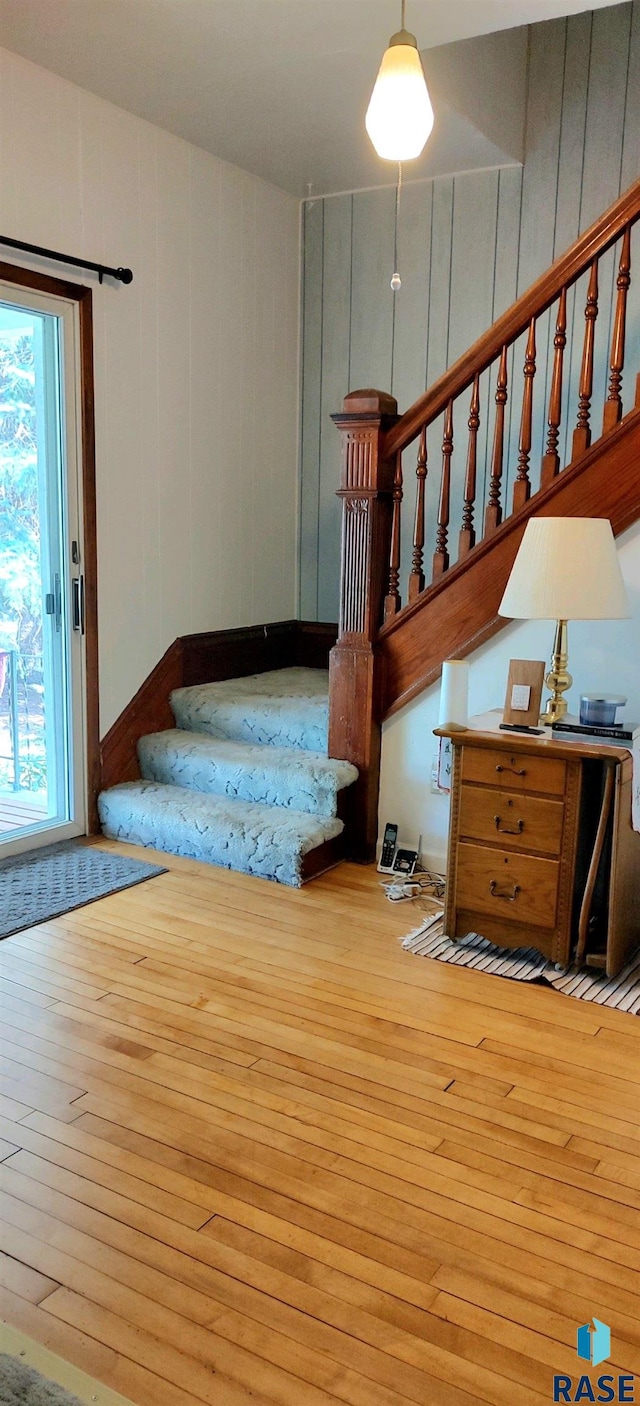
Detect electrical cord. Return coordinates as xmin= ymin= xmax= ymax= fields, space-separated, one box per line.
xmin=380 ymin=867 xmax=445 ymax=903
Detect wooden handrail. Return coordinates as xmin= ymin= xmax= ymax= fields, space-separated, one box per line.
xmin=329 ymin=183 xmax=640 ymax=860
xmin=383 ymin=178 xmax=640 ymax=459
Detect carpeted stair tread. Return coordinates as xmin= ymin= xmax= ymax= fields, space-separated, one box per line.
xmin=98 ymin=781 xmax=343 ymax=887
xmin=171 ymin=666 xmax=329 ymax=750
xmin=138 ymin=729 xmax=357 ymax=817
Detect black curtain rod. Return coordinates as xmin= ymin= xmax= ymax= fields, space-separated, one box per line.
xmin=0 ymin=234 xmax=133 ymax=285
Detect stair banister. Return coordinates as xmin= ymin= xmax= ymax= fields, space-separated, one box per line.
xmin=328 ymin=180 xmax=640 ymax=863
xmin=383 ymin=179 xmax=640 ymax=461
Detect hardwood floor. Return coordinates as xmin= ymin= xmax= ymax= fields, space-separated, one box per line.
xmin=1 ymin=843 xmax=639 ymax=1405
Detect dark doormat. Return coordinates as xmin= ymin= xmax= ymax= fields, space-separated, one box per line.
xmin=0 ymin=1353 xmax=85 ymax=1405
xmin=0 ymin=839 xmax=167 ymax=940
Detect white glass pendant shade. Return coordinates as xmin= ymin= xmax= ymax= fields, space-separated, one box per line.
xmin=365 ymin=30 xmax=434 ymax=161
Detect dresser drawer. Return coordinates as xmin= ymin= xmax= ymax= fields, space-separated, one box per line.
xmin=456 ymin=843 xmax=559 ymax=927
xmin=461 ymin=745 xmax=566 ymax=796
xmin=459 ymin=785 xmax=565 ymax=856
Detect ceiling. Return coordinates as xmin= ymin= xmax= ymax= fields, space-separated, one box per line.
xmin=0 ymin=0 xmax=622 ymax=196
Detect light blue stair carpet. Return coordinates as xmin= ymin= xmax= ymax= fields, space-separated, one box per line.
xmin=99 ymin=667 xmax=357 ymax=886
xmin=138 ymin=730 xmax=355 ymax=817
xmin=171 ymin=666 xmax=329 ymax=750
xmin=99 ymin=781 xmax=344 ymax=886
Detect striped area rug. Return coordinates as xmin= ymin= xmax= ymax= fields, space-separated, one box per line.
xmin=402 ymin=913 xmax=640 ymax=1014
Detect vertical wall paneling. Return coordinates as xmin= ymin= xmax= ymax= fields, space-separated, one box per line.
xmin=622 ymin=0 xmax=640 ymax=189
xmin=391 ymin=182 xmax=433 ymax=413
xmin=555 ymin=12 xmax=592 ymax=469
xmin=423 ymin=179 xmax=454 ymax=572
xmin=448 ymin=172 xmax=499 ymax=537
xmin=490 ymin=166 xmax=523 ymax=516
xmin=581 ymin=5 xmax=633 ymax=228
xmin=517 ymin=20 xmax=566 ymax=292
xmin=392 ymin=181 xmax=434 ymax=599
xmin=622 ymin=2 xmax=640 ymax=383
xmin=424 ymin=178 xmax=454 ymax=389
xmin=582 ymin=4 xmax=634 ymax=446
xmin=554 ymin=15 xmax=592 ymax=255
xmin=348 ymin=186 xmax=396 ymax=393
xmin=299 ymin=2 xmax=639 ymax=619
xmin=517 ymin=19 xmax=567 ymax=488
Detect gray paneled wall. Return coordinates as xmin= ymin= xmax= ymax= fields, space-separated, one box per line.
xmin=299 ymin=1 xmax=640 ymax=622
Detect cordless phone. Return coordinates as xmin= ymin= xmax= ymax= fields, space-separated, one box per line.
xmin=377 ymin=822 xmax=420 ymax=877
xmin=378 ymin=822 xmax=399 ymax=872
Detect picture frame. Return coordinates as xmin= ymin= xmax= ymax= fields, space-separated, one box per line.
xmin=502 ymin=659 xmax=545 ymax=728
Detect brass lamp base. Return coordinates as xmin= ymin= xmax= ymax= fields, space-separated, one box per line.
xmin=541 ymin=618 xmax=572 ymax=726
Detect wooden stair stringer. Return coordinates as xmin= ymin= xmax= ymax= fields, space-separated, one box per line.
xmin=377 ymin=406 xmax=640 ymax=720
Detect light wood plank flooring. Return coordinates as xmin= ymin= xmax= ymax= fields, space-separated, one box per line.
xmin=1 ymin=842 xmax=639 ymax=1406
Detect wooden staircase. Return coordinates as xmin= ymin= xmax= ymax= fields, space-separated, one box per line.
xmin=328 ymin=180 xmax=640 ymax=861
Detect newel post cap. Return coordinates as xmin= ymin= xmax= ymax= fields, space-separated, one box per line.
xmin=341 ymin=389 xmax=398 ymax=416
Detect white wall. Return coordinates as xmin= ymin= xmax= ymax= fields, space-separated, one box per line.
xmin=0 ymin=47 xmax=300 ymax=732
xmin=379 ymin=521 xmax=640 ymax=870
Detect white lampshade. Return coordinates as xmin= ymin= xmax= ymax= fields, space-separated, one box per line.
xmin=499 ymin=517 xmax=630 ymax=621
xmin=365 ymin=30 xmax=434 ymax=161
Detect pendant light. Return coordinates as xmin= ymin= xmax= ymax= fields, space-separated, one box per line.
xmin=365 ymin=0 xmax=434 ymax=162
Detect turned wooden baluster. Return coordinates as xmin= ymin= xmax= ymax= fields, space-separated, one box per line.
xmin=603 ymin=225 xmax=632 ymax=433
xmin=513 ymin=317 xmax=537 ymax=512
xmin=408 ymin=426 xmax=428 ymax=602
xmin=459 ymin=374 xmax=480 ymax=558
xmin=541 ymin=288 xmax=567 ymax=488
xmin=384 ymin=452 xmax=403 ymax=620
xmin=572 ymin=258 xmax=599 ymax=459
xmin=484 ymin=345 xmax=508 ymax=537
xmin=433 ymin=400 xmax=453 ymax=579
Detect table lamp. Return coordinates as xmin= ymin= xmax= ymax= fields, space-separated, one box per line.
xmin=498 ymin=517 xmax=630 ymax=725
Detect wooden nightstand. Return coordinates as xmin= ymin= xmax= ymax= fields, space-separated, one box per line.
xmin=438 ymin=711 xmax=640 ymax=976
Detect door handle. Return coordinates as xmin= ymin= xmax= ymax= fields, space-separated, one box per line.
xmin=45 ymin=573 xmax=62 ymax=632
xmin=494 ymin=815 xmax=524 ymax=835
xmin=72 ymin=575 xmax=84 ymax=634
xmin=489 ymin=880 xmax=521 ymax=901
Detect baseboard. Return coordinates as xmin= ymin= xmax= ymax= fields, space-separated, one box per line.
xmin=294 ymin=621 xmax=339 ymax=669
xmin=100 ymin=620 xmax=338 ymax=793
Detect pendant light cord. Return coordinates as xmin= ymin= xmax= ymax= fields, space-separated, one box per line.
xmin=394 ymin=162 xmax=402 ymax=266
xmin=391 ymin=0 xmax=406 ymax=291
xmin=391 ymin=161 xmax=403 ymax=291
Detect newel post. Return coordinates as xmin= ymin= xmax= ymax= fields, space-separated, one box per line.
xmin=328 ymin=389 xmax=399 ymax=863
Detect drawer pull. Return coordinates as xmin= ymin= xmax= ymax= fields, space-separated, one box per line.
xmin=494 ymin=814 xmax=524 ymax=835
xmin=489 ymin=880 xmax=521 ymax=902
xmin=495 ymin=763 xmax=526 ymax=777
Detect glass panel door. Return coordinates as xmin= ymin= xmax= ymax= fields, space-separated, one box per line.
xmin=0 ymin=287 xmax=86 ymax=852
